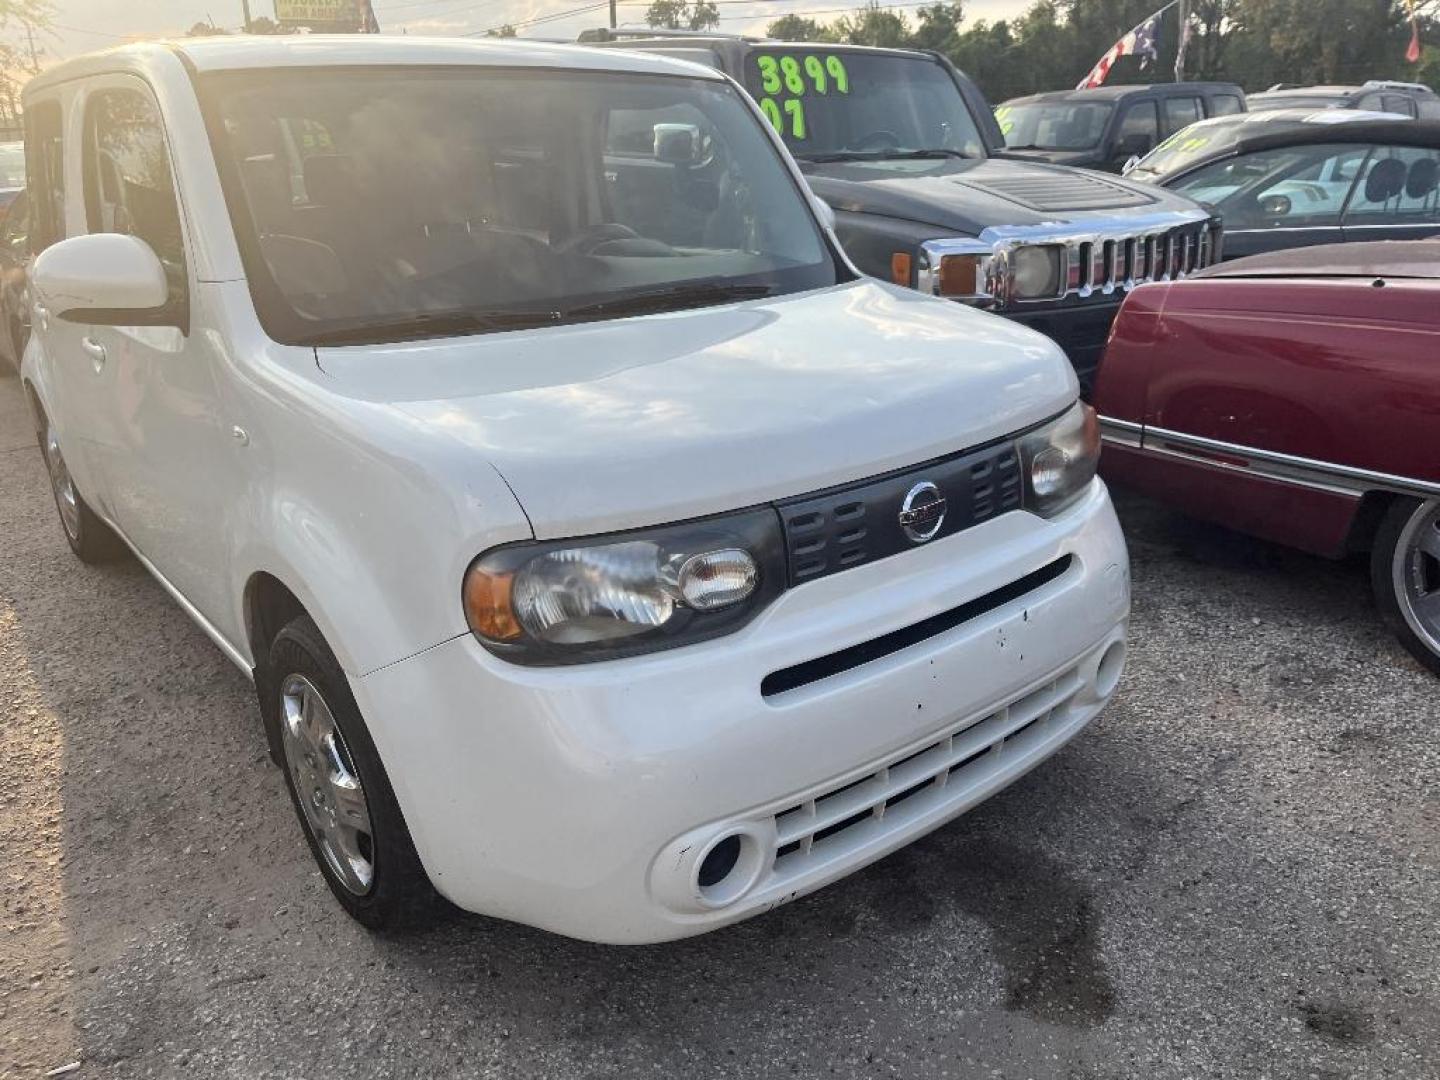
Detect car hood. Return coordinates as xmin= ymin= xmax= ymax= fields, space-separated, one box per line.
xmin=314 ymin=281 xmax=1074 ymax=539
xmin=995 ymin=148 xmax=1105 ymax=169
xmin=802 ymin=156 xmax=1195 ymax=234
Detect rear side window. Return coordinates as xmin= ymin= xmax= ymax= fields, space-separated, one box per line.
xmin=1209 ymin=95 xmax=1243 ymax=117
xmin=1381 ymin=95 xmax=1418 ymax=118
xmin=83 ymin=86 xmax=188 ymax=307
xmin=24 ymin=100 xmax=64 ymax=254
xmin=1163 ymin=96 xmax=1203 ymax=133
xmin=1344 ymin=145 xmax=1440 ymax=225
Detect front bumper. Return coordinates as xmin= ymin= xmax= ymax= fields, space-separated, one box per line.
xmin=352 ymin=481 xmax=1130 ymax=943
xmin=1006 ymin=299 xmax=1122 ymax=395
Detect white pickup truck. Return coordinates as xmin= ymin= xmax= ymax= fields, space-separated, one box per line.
xmin=20 ymin=36 xmax=1129 ymax=943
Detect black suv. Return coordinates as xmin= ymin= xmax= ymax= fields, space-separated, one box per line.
xmin=995 ymin=82 xmax=1246 ymax=172
xmin=578 ymin=30 xmax=1220 ymax=389
xmin=1248 ymin=80 xmax=1440 ymax=119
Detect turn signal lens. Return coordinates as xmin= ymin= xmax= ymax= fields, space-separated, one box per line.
xmin=937 ymin=253 xmax=984 ymax=297
xmin=462 ymin=567 xmax=523 ymax=642
xmin=890 ymin=252 xmax=913 ymax=286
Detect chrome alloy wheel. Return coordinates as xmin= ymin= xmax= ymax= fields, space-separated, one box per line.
xmin=280 ymin=674 xmax=376 ymax=896
xmin=1394 ymin=500 xmax=1440 ymax=660
xmin=43 ymin=423 xmax=80 ymax=541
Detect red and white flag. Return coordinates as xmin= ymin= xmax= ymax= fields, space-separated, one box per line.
xmin=1077 ymin=6 xmax=1166 ymax=90
xmin=1406 ymin=0 xmax=1423 ymax=64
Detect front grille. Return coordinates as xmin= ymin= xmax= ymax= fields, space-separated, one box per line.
xmin=776 ymin=440 xmax=1022 ymax=587
xmin=770 ymin=664 xmax=1086 ymax=866
xmin=1063 ymin=220 xmax=1221 ymax=299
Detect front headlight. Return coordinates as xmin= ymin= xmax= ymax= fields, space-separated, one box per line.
xmin=1019 ymin=401 xmax=1100 ymax=517
xmin=463 ymin=508 xmax=786 ymax=665
xmin=1007 ymin=244 xmax=1064 ymax=300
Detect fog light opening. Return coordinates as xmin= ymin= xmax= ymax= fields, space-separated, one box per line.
xmin=698 ymin=835 xmax=741 ymax=887
xmin=1095 ymin=639 xmax=1126 ymax=699
xmin=694 ymin=830 xmax=765 ymax=908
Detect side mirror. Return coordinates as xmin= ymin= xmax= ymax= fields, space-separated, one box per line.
xmin=654 ymin=123 xmax=702 ymax=166
xmin=1116 ymin=133 xmax=1154 ymax=160
xmin=32 ymin=233 xmax=170 ymax=325
xmin=1121 ymin=154 xmax=1142 ymax=175
xmin=1259 ymin=193 xmax=1292 ymax=218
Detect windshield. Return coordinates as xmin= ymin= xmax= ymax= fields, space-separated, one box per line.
xmin=1126 ymin=120 xmax=1240 ymax=181
xmin=0 ymin=142 xmax=25 ymax=188
xmin=996 ymin=101 xmax=1113 ymax=151
xmin=741 ymin=49 xmax=985 ymax=160
xmin=205 ymin=68 xmax=838 ymax=345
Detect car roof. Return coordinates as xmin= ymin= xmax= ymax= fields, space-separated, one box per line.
xmin=1002 ymin=82 xmax=1242 ymax=106
xmin=1193 ymin=240 xmax=1440 ymax=281
xmin=27 ymin=35 xmax=726 ymax=92
xmin=590 ymin=35 xmax=941 ymax=62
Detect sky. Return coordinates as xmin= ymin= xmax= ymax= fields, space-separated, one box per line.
xmin=43 ymin=0 xmax=1034 ymax=59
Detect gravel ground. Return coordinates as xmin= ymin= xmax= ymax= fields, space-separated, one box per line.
xmin=2 ymin=366 xmax=1437 ymax=1080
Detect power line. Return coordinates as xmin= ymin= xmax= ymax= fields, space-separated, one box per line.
xmin=470 ymin=0 xmax=610 ymax=34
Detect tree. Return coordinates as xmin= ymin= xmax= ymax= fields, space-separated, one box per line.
xmin=766 ymin=15 xmax=833 ymax=42
xmin=0 ymin=0 xmax=54 ymax=131
xmin=186 ymin=20 xmax=228 ymax=36
xmin=644 ymin=0 xmax=719 ymax=31
xmin=486 ymin=24 xmax=517 ymax=37
xmin=832 ymin=1 xmax=911 ymax=47
xmin=912 ymin=2 xmax=964 ymax=53
xmin=247 ymin=15 xmax=282 ymax=34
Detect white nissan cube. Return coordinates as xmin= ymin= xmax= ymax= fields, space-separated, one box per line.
xmin=20 ymin=37 xmax=1129 ymax=942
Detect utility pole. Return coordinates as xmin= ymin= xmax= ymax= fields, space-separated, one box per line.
xmin=24 ymin=20 xmax=39 ymax=73
xmin=1174 ymin=0 xmax=1188 ymax=82
xmin=610 ymin=0 xmax=617 ymax=29
xmin=241 ymin=0 xmax=253 ymax=32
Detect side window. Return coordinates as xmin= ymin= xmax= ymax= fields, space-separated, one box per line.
xmin=24 ymin=100 xmax=64 ymax=254
xmin=1116 ymin=101 xmax=1160 ymax=155
xmin=1209 ymin=95 xmax=1244 ymax=118
xmin=1174 ymin=144 xmax=1369 ymax=230
xmin=83 ymin=87 xmax=187 ymax=304
xmin=1163 ymin=96 xmax=1203 ymax=133
xmin=1343 ymin=145 xmax=1440 ymax=225
xmin=1381 ymin=95 xmax=1418 ymax=118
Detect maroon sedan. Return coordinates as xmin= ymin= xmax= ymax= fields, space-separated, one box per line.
xmin=1095 ymin=240 xmax=1440 ymax=674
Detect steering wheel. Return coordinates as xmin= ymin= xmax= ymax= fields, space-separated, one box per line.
xmin=556 ymin=223 xmax=644 ymax=255
xmin=853 ymin=130 xmax=902 ymax=153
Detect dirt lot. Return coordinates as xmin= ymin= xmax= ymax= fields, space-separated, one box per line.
xmin=2 ymin=367 xmax=1437 ymax=1080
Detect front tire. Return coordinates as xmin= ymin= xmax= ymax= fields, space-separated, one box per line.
xmin=1371 ymin=498 xmax=1440 ymax=677
xmin=267 ymin=614 xmax=439 ymax=929
xmin=39 ymin=417 xmax=124 ymax=563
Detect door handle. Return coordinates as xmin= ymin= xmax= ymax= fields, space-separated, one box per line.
xmin=81 ymin=336 xmax=106 ymax=372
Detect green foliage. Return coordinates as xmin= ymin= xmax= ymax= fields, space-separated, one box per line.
xmin=486 ymin=24 xmax=518 ymax=37
xmin=761 ymin=0 xmax=1438 ymax=104
xmin=644 ymin=0 xmax=720 ymax=31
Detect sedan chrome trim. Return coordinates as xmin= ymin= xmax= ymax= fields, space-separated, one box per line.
xmin=1102 ymin=417 xmax=1440 ymax=501
xmin=1097 ymin=416 xmax=1142 ymax=448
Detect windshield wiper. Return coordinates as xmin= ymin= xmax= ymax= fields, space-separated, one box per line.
xmin=882 ymin=149 xmax=973 ymax=160
xmin=301 ymin=308 xmax=562 ymax=346
xmin=562 ymin=282 xmax=776 ymax=320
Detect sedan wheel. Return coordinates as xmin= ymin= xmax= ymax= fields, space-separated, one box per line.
xmin=1393 ymin=502 xmax=1440 ymax=657
xmin=279 ymin=673 xmax=376 ymax=897
xmin=1373 ymin=498 xmax=1440 ymax=677
xmin=43 ymin=423 xmax=81 ymax=542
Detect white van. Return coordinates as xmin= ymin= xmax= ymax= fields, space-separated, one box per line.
xmin=20 ymin=37 xmax=1129 ymax=942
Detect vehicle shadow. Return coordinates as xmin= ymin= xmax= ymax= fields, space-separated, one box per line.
xmin=4 ymin=367 xmax=1436 ymax=1078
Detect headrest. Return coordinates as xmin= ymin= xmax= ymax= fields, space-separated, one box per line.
xmin=1364 ymin=156 xmax=1406 ymax=203
xmin=1405 ymin=156 xmax=1438 ymax=200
